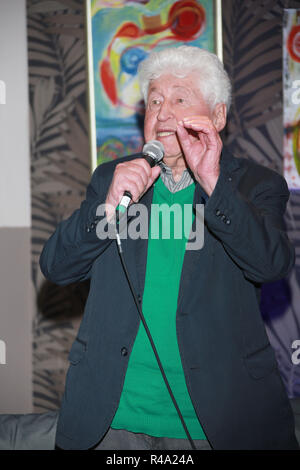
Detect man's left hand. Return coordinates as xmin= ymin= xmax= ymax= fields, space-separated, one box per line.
xmin=176 ymin=116 xmax=222 ymax=196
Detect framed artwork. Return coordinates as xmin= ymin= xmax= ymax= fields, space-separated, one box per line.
xmin=283 ymin=9 xmax=300 ymax=189
xmin=86 ymin=0 xmax=222 ymax=170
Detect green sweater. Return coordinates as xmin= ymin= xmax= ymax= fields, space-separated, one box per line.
xmin=111 ymin=177 xmax=206 ymax=439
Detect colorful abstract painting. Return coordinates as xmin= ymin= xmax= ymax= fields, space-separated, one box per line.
xmin=88 ymin=0 xmax=218 ymax=165
xmin=283 ymin=9 xmax=300 ymax=189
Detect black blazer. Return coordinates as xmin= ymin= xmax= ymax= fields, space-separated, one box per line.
xmin=40 ymin=149 xmax=299 ymax=450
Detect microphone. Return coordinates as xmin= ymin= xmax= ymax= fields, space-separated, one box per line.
xmin=117 ymin=140 xmax=164 ymax=213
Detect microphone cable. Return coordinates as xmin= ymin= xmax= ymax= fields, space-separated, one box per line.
xmin=114 ymin=211 xmax=196 ymax=451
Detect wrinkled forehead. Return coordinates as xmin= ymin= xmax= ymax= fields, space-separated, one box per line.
xmin=148 ymin=84 xmax=194 ymax=97
xmin=147 ymin=72 xmax=202 ymax=97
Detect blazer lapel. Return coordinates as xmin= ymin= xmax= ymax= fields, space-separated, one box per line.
xmin=177 ymin=183 xmax=212 ymax=308
xmin=121 ymin=185 xmax=154 ymax=299
xmin=134 ymin=185 xmax=154 ymax=297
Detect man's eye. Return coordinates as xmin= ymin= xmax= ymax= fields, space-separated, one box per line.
xmin=151 ymin=99 xmax=161 ymax=105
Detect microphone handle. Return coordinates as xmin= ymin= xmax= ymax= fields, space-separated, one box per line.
xmin=118 ymin=154 xmax=157 ymax=212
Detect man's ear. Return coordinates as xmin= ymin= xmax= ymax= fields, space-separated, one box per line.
xmin=212 ymin=103 xmax=227 ymax=132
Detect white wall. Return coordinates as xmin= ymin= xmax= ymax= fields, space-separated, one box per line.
xmin=0 ymin=0 xmax=31 ymax=227
xmin=0 ymin=0 xmax=33 ymax=413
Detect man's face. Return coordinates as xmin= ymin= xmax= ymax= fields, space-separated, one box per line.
xmin=144 ymin=72 xmax=212 ymax=160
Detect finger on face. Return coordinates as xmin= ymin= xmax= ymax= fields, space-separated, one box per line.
xmin=182 ymin=115 xmax=212 ymax=123
xmin=176 ymin=122 xmax=193 ymax=150
xmin=179 ymin=117 xmax=216 ymax=135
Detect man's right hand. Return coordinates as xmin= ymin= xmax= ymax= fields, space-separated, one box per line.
xmin=105 ymin=158 xmax=161 ymax=221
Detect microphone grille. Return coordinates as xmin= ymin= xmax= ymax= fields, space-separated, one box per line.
xmin=143 ymin=140 xmax=164 ymax=162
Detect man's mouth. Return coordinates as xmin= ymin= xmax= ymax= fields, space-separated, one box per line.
xmin=157 ymin=131 xmax=176 ymax=137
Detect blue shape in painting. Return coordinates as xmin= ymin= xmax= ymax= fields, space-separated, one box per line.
xmin=120 ymin=48 xmax=148 ymax=75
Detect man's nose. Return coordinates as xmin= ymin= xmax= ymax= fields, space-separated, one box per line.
xmin=157 ymin=101 xmax=173 ymax=121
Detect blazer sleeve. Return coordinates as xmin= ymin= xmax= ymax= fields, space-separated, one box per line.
xmin=39 ymin=164 xmax=115 ymax=286
xmin=204 ymin=162 xmax=295 ymax=283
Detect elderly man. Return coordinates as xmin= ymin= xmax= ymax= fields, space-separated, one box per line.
xmin=40 ymin=46 xmax=298 ymax=450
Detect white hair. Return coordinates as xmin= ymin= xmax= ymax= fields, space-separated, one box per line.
xmin=138 ymin=45 xmax=232 ymax=111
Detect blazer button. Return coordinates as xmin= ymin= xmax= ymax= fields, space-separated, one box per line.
xmin=215 ymin=209 xmax=221 ymax=216
xmin=221 ymin=214 xmax=226 ymax=221
xmin=121 ymin=347 xmax=128 ymax=357
xmin=226 ymin=218 xmax=231 ymax=225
